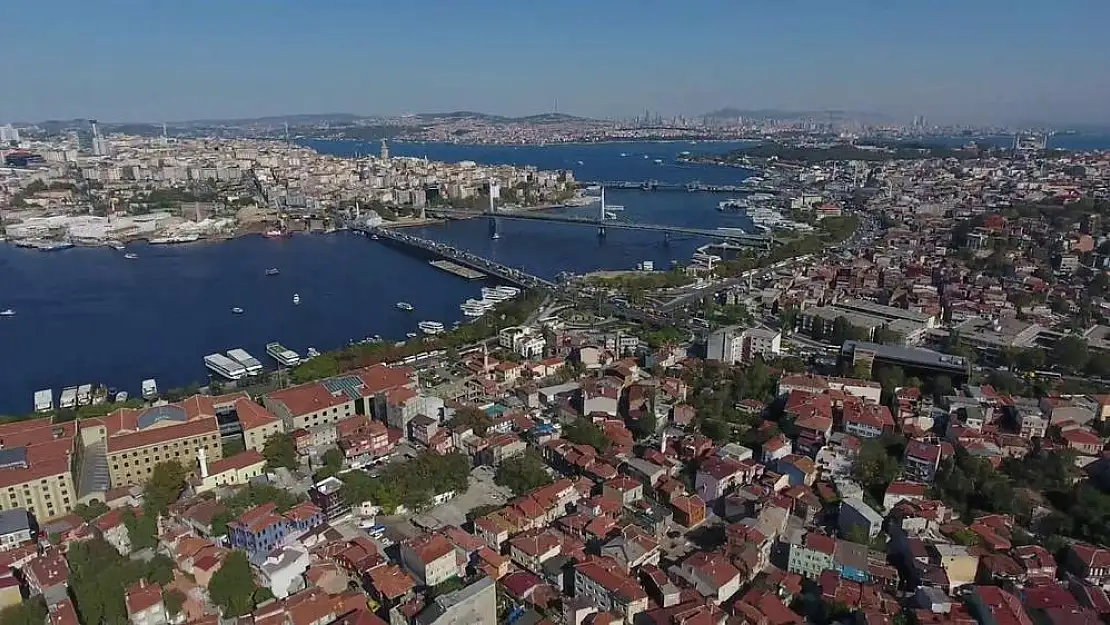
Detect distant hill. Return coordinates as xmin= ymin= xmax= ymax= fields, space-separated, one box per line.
xmin=413 ymin=111 xmax=596 ymax=124
xmin=702 ymin=108 xmax=892 ymax=123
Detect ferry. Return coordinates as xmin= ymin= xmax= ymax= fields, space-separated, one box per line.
xmin=204 ymin=353 xmax=248 ymax=380
xmin=306 ymin=347 xmax=320 ymax=359
xmin=396 ymin=302 xmax=414 ymax=311
xmin=265 ymin=268 xmax=280 ymax=276
xmin=418 ymin=321 xmax=445 ymax=335
xmin=33 ymin=389 xmax=53 ymax=413
xmin=124 ymin=253 xmax=139 ymax=260
xmin=76 ymin=384 xmax=93 ymax=406
xmin=227 ymin=349 xmax=263 ymax=375
xmin=115 ymin=391 xmax=129 ymax=403
xmin=460 ymin=299 xmax=492 ymax=317
xmin=293 ymin=293 xmax=300 ymax=305
xmin=266 ymin=342 xmax=302 ymax=367
xmin=0 ymin=309 xmax=15 ymax=317
xmin=141 ymin=378 xmax=158 ymax=399
xmin=232 ymin=307 xmax=245 ymax=315
xmin=59 ymin=386 xmax=79 ymax=409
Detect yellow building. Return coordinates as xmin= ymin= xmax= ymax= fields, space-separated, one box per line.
xmin=195 ymin=449 xmax=267 ymax=493
xmin=0 ymin=419 xmax=79 ymax=522
xmin=235 ymin=397 xmax=284 ymax=452
xmin=81 ymin=396 xmax=224 ymax=488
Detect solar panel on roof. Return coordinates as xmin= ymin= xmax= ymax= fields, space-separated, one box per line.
xmin=137 ymin=404 xmax=188 ymax=430
xmin=323 ymin=375 xmax=364 ymax=400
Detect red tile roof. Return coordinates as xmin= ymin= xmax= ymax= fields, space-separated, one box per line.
xmin=207 ymin=449 xmax=265 ymax=475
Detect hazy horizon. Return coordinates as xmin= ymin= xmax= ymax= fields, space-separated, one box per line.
xmin=2 ymin=0 xmax=1108 ymax=126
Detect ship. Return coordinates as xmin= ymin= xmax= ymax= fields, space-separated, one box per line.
xmin=232 ymin=307 xmax=245 ymax=314
xmin=141 ymin=378 xmax=158 ymax=399
xmin=124 ymin=253 xmax=139 ymax=259
xmin=0 ymin=309 xmax=15 ymax=317
xmin=418 ymin=321 xmax=445 ymax=335
xmin=396 ymin=302 xmax=414 ymax=311
xmin=226 ymin=348 xmax=263 ymax=376
xmin=204 ymin=353 xmax=248 ymax=380
xmin=293 ymin=293 xmax=300 ymax=305
xmin=266 ymin=342 xmax=302 ymax=367
xmin=460 ymin=299 xmax=492 ymax=317
xmin=265 ymin=268 xmax=280 ymax=276
xmin=718 ymin=198 xmax=751 ymax=212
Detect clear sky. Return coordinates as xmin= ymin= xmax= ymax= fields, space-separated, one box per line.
xmin=1 ymin=0 xmax=1107 ymax=124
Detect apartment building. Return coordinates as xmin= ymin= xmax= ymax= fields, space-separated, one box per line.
xmin=0 ymin=419 xmax=79 ymax=522
xmin=263 ymin=364 xmax=415 ymax=432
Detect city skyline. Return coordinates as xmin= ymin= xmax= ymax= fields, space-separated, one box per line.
xmin=1 ymin=0 xmax=1109 ymax=125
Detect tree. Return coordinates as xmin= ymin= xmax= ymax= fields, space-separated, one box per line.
xmin=700 ymin=419 xmax=729 ymax=443
xmin=449 ymin=405 xmax=493 ymax=435
xmin=209 ymin=551 xmax=258 ymax=617
xmin=314 ymin=448 xmax=345 ymax=481
xmin=222 ymin=438 xmax=246 ymax=458
xmin=1049 ymin=335 xmax=1089 ymax=374
xmin=163 ymin=590 xmax=186 ymax=617
xmin=263 ymin=432 xmax=298 ymax=471
xmin=852 ymin=440 xmax=901 ymax=503
xmin=563 ymin=419 xmax=611 ymax=453
xmin=74 ymin=500 xmax=109 ymax=522
xmin=495 ymin=452 xmax=553 ymax=496
xmin=124 ymin=508 xmax=158 ymax=551
xmin=0 ymin=597 xmax=47 ymax=625
xmin=146 ymin=461 xmax=187 ymax=515
xmin=630 ymin=411 xmax=658 ymax=440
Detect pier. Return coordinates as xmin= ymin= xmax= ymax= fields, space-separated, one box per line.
xmin=429 ymin=260 xmax=485 ymax=280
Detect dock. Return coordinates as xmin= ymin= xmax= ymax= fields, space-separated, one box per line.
xmin=429 ymin=260 xmax=485 ymax=280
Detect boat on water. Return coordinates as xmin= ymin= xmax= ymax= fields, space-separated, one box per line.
xmin=418 ymin=321 xmax=445 ymax=335
xmin=718 ymin=198 xmax=751 ymax=212
xmin=265 ymin=268 xmax=280 ymax=276
xmin=232 ymin=307 xmax=244 ymax=314
xmin=396 ymin=302 xmax=414 ymax=311
xmin=204 ymin=353 xmax=248 ymax=380
xmin=124 ymin=253 xmax=139 ymax=260
xmin=406 ymin=332 xmax=418 ymax=338
xmin=264 ymin=228 xmax=291 ymax=238
xmin=115 ymin=391 xmax=129 ymax=403
xmin=0 ymin=309 xmax=15 ymax=317
xmin=109 ymin=242 xmax=126 ymax=251
xmin=226 ymin=348 xmax=263 ymax=376
xmin=654 ymin=158 xmax=664 ymax=164
xmin=306 ymin=347 xmax=320 ymax=359
xmin=370 ymin=234 xmax=380 ymax=240
xmin=266 ymin=342 xmax=302 ymax=367
xmin=141 ymin=378 xmax=158 ymax=399
xmin=460 ymin=298 xmax=492 ymax=317
xmin=679 ymin=151 xmax=691 ymax=156
xmin=293 ymin=293 xmax=300 ymax=305
xmin=620 ymin=153 xmax=628 ymax=157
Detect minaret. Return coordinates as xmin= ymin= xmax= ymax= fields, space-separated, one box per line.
xmin=197 ymin=447 xmax=209 ymax=479
xmin=482 ymin=342 xmax=489 ymax=374
xmin=380 ymin=139 xmax=389 ymax=161
xmin=660 ymin=431 xmax=667 ymax=454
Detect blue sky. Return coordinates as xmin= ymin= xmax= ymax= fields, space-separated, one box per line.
xmin=1 ymin=0 xmax=1107 ymax=124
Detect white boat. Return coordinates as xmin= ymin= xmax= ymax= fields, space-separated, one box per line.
xmin=620 ymin=153 xmax=628 ymax=157
xmin=149 ymin=234 xmax=200 ymax=245
xmin=124 ymin=253 xmax=139 ymax=260
xmin=306 ymin=347 xmax=320 ymax=359
xmin=0 ymin=309 xmax=15 ymax=317
xmin=293 ymin=293 xmax=300 ymax=305
xmin=204 ymin=353 xmax=248 ymax=380
xmin=115 ymin=391 xmax=129 ymax=403
xmin=76 ymin=384 xmax=92 ymax=406
xmin=654 ymin=159 xmax=663 ymax=164
xmin=33 ymin=389 xmax=53 ymax=412
xmin=396 ymin=302 xmax=414 ymax=311
xmin=141 ymin=378 xmax=158 ymax=399
xmin=370 ymin=234 xmax=380 ymax=240
xmin=406 ymin=332 xmax=418 ymax=338
xmin=460 ymin=299 xmax=492 ymax=317
xmin=232 ymin=307 xmax=245 ymax=314
xmin=265 ymin=268 xmax=279 ymax=276
xmin=418 ymin=321 xmax=445 ymax=335
xmin=266 ymin=342 xmax=302 ymax=367
xmin=59 ymin=386 xmax=78 ymax=409
xmin=227 ymin=348 xmax=263 ymax=375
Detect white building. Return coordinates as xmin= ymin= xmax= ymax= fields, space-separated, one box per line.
xmin=0 ymin=125 xmax=19 ymax=144
xmin=706 ymin=326 xmax=781 ymax=364
xmin=499 ymin=326 xmax=546 ymax=359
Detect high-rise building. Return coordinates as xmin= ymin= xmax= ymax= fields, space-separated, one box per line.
xmin=0 ymin=125 xmax=19 ymax=144
xmin=380 ymin=139 xmax=389 ymax=161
